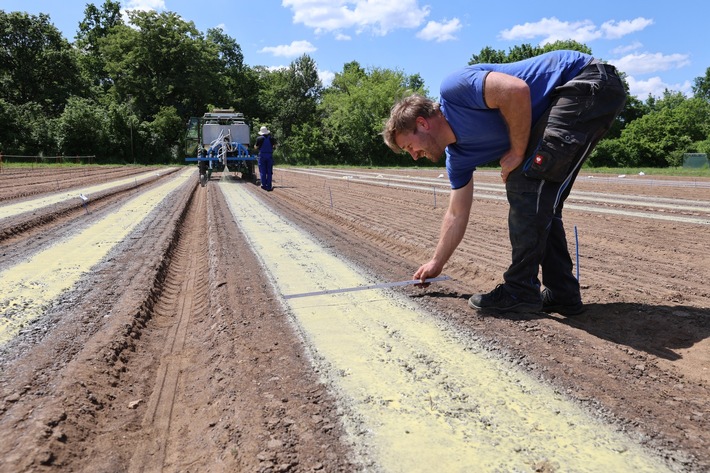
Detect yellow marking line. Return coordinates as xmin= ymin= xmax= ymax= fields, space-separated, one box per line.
xmin=0 ymin=169 xmax=195 ymax=346
xmin=220 ymin=178 xmax=669 ymax=473
xmin=0 ymin=168 xmax=177 ymax=220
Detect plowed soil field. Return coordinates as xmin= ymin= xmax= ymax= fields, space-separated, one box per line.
xmin=0 ymin=164 xmax=708 ymax=473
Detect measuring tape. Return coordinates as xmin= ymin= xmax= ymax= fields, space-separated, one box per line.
xmin=283 ymin=275 xmax=451 ymax=300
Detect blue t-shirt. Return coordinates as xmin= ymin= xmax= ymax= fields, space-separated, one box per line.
xmin=441 ymin=50 xmax=592 ymax=189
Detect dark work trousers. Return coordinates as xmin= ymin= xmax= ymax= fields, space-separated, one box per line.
xmin=502 ymin=61 xmax=627 ymax=303
xmin=258 ymin=154 xmax=274 ymax=190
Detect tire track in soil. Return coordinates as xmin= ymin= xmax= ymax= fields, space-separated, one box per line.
xmin=188 ymin=180 xmax=356 ymax=473
xmin=128 ymin=183 xmax=210 ymax=472
xmin=0 ymin=170 xmax=198 ymax=471
xmin=0 ymin=169 xmax=357 ymax=472
xmin=100 ymin=178 xmax=356 ymax=473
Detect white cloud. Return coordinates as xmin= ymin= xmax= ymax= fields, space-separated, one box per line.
xmin=611 ymin=41 xmax=643 ymax=55
xmin=319 ymin=70 xmax=335 ymax=87
xmin=259 ymin=40 xmax=317 ymax=58
xmin=282 ymin=0 xmax=430 ymax=36
xmin=626 ymin=75 xmax=693 ymax=99
xmin=500 ymin=17 xmax=601 ymax=44
xmin=600 ymin=18 xmax=653 ymax=39
xmin=335 ymin=33 xmax=352 ymax=41
xmin=121 ymin=0 xmax=166 ymax=25
xmin=416 ymin=18 xmax=462 ymax=42
xmin=611 ymin=52 xmax=690 ymax=75
xmin=123 ymin=0 xmax=166 ymax=11
xmin=500 ymin=16 xmax=653 ymax=45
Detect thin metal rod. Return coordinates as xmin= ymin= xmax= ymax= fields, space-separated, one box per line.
xmin=575 ymin=225 xmax=580 ymax=281
xmin=283 ymin=275 xmax=452 ymax=300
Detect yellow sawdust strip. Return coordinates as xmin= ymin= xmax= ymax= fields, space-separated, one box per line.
xmin=0 ymin=169 xmax=194 ymax=346
xmin=0 ymin=168 xmax=177 ymax=220
xmin=220 ymin=178 xmax=669 ymax=473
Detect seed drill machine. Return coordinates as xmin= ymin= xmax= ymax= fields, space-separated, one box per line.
xmin=185 ymin=109 xmax=257 ymax=186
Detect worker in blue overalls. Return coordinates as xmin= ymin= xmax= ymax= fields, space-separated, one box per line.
xmin=255 ymin=126 xmax=276 ymax=191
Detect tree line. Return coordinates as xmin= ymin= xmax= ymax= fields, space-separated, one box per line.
xmin=2 ymin=2 xmax=709 ymax=168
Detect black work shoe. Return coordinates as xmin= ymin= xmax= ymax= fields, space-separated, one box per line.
xmin=541 ymin=288 xmax=584 ymax=316
xmin=468 ymin=285 xmax=542 ymax=313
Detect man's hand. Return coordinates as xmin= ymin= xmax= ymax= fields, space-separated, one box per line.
xmin=499 ymin=152 xmax=524 ymax=182
xmin=413 ymin=260 xmax=443 ymax=287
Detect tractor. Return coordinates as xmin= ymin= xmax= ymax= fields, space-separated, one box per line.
xmin=185 ymin=109 xmax=258 ymax=186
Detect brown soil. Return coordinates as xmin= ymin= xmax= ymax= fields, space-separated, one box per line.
xmin=0 ymin=165 xmax=708 ymax=472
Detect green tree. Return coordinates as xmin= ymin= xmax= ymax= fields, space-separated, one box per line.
xmin=0 ymin=11 xmax=83 ymax=115
xmin=103 ymin=100 xmax=140 ymax=163
xmin=596 ymin=92 xmax=710 ymax=167
xmin=139 ymin=106 xmax=183 ymax=163
xmin=691 ymin=67 xmax=710 ymax=101
xmin=0 ymin=99 xmax=25 ymax=154
xmin=468 ymin=46 xmax=508 ymax=65
xmin=205 ymin=27 xmax=260 ymax=115
xmin=255 ymin=54 xmax=322 ymax=147
xmin=541 ymin=40 xmax=592 ymax=55
xmin=586 ymin=138 xmax=627 ymax=167
xmin=0 ymin=101 xmax=56 ymax=155
xmin=316 ymin=63 xmax=428 ymax=165
xmin=469 ymin=41 xmax=591 ymax=65
xmin=55 ymin=96 xmax=110 ymax=157
xmin=98 ymin=9 xmax=232 ymax=162
xmin=75 ymin=0 xmax=123 ymax=91
xmin=281 ymin=122 xmax=329 ymax=165
xmin=101 ymin=10 xmax=222 ymax=121
xmin=280 ymin=55 xmax=322 ymax=140
xmin=405 ymin=73 xmax=426 ymax=92
xmin=506 ymin=43 xmax=539 ymax=62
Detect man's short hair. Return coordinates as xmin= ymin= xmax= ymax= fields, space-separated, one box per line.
xmin=382 ymin=94 xmax=440 ymax=153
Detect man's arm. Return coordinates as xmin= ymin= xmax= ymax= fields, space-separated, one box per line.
xmin=484 ymin=71 xmax=531 ymax=181
xmin=414 ymin=178 xmax=474 ymax=281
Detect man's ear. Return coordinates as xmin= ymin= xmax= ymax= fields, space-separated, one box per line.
xmin=416 ymin=116 xmax=429 ymax=131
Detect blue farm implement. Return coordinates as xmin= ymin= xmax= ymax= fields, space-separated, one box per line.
xmin=185 ymin=109 xmax=258 ymax=187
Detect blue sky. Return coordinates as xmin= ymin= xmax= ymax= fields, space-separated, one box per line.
xmin=3 ymin=0 xmax=708 ymax=100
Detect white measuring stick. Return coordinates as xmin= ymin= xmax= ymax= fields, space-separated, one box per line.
xmin=283 ymin=275 xmax=451 ymax=300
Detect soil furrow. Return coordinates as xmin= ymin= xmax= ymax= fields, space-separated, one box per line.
xmin=0 ymin=166 xmax=708 ymax=472
xmin=0 ymin=167 xmax=181 ymax=248
xmin=0 ymin=166 xmax=163 ymax=203
xmin=263 ymin=168 xmax=710 ymax=472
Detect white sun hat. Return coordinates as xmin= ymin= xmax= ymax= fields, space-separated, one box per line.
xmin=258 ymin=126 xmax=270 ymax=135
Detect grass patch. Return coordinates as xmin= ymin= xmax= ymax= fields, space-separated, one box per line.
xmin=580 ymin=166 xmax=710 ymax=177
xmin=2 ymin=160 xmax=709 ymax=178
xmin=279 ymin=163 xmax=710 ymax=178
xmin=0 ymin=161 xmax=158 ymax=170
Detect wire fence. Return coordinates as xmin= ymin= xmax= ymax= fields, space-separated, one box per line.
xmin=0 ymin=154 xmax=97 ymax=172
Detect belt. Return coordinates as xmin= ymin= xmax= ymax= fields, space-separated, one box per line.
xmin=583 ymin=59 xmax=619 ymax=79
